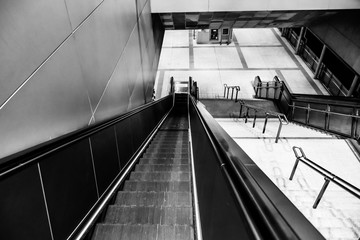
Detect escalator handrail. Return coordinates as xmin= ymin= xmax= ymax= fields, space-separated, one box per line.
xmin=190 ymin=95 xmax=324 ymax=239
xmin=0 ymin=95 xmax=173 ymax=179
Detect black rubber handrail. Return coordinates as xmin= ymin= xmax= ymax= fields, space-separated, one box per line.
xmin=0 ymin=95 xmax=173 ymax=178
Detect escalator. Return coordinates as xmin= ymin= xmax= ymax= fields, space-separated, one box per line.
xmin=92 ymin=95 xmax=194 ymax=239
xmin=0 ymin=91 xmax=324 ymax=240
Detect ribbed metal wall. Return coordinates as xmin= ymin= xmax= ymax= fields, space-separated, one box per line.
xmin=0 ymin=0 xmax=163 ymax=160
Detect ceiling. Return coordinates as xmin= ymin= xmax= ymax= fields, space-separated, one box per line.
xmin=157 ymin=10 xmax=341 ymax=29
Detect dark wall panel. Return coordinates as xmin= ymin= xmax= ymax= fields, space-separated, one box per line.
xmin=0 ymin=165 xmax=52 ymax=240
xmin=115 ymin=118 xmax=135 ymax=168
xmin=40 ymin=139 xmax=98 ymax=240
xmin=90 ymin=126 xmax=120 ymax=195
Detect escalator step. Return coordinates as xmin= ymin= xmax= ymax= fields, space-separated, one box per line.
xmin=92 ymin=224 xmax=194 ymax=240
xmin=114 ymin=192 xmax=192 ymax=207
xmin=145 ymin=148 xmax=189 ymax=154
xmin=123 ymin=181 xmax=190 ymax=192
xmin=143 ymin=153 xmax=188 ymax=158
xmin=139 ymin=158 xmax=189 ymax=164
xmin=104 ymin=206 xmax=193 ymax=225
xmin=135 ymin=164 xmax=190 ymax=172
xmin=130 ymin=172 xmax=190 ymax=181
xmin=157 ymin=225 xmax=194 ymax=240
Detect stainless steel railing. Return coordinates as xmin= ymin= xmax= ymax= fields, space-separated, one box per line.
xmin=290 ymin=146 xmax=360 ymax=209
xmin=237 ymin=100 xmax=289 ymax=143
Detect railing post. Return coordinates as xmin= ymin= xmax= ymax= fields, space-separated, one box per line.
xmin=351 ymin=108 xmax=359 ymax=138
xmin=245 ymin=108 xmax=249 ymax=123
xmin=253 ymin=111 xmax=257 ymax=128
xmin=289 ymin=157 xmax=300 ymax=181
xmin=313 ymin=177 xmax=331 ymax=209
xmin=325 ymin=105 xmax=330 ymax=131
xmin=306 ymin=103 xmax=310 ymax=125
xmin=231 ymin=87 xmax=235 ymax=100
xmin=239 ymin=103 xmax=243 ymax=118
xmin=347 ymin=75 xmax=359 ymax=97
xmin=170 ymin=76 xmax=174 ymax=94
xmin=223 ymin=84 xmax=227 ymax=98
xmin=314 ymin=45 xmax=326 ymax=79
xmin=275 ymin=120 xmax=283 ymax=143
xmin=290 ymin=147 xmax=306 ymax=180
xmin=263 ymin=114 xmax=269 ymax=134
xmin=235 ymin=87 xmax=240 ymax=102
xmin=295 ymin=27 xmax=305 ymax=55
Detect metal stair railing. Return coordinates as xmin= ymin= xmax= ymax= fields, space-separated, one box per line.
xmin=253 ymin=76 xmax=360 ymax=140
xmin=223 ymin=84 xmax=240 ymax=101
xmin=290 ymin=146 xmax=360 ymax=209
xmin=237 ymin=100 xmax=289 ymax=143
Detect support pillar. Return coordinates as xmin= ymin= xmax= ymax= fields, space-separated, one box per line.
xmin=314 ymin=45 xmax=326 ymax=79
xmin=295 ymin=27 xmax=305 ymax=55
xmin=347 ymin=75 xmax=359 ymax=97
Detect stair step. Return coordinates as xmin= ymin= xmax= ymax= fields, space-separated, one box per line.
xmin=130 ymin=172 xmax=190 ymax=181
xmin=143 ymin=153 xmax=188 ymax=158
xmin=123 ymin=181 xmax=190 ymax=192
xmin=136 ymin=164 xmax=190 ymax=172
xmin=92 ymin=224 xmax=194 ymax=240
xmin=115 ymin=192 xmax=192 ymax=207
xmin=140 ymin=158 xmax=189 ymax=164
xmin=105 ymin=206 xmax=193 ymax=225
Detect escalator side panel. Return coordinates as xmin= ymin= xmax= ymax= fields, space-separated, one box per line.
xmin=189 ymin=103 xmax=252 ymax=240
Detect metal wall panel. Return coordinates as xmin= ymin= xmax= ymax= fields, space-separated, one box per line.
xmin=0 ymin=165 xmax=52 ymax=240
xmin=64 ymin=0 xmax=103 ymax=30
xmin=136 ymin=0 xmax=148 ymax=16
xmin=0 ymin=38 xmax=92 ymax=160
xmin=72 ymin=0 xmax=134 ymax=109
xmin=0 ymin=0 xmax=72 ymax=105
xmin=40 ymin=139 xmax=98 ymax=240
xmin=129 ymin=72 xmax=146 ymax=110
xmin=93 ymin=53 xmax=131 ymax=123
xmin=90 ymin=126 xmax=120 ymax=195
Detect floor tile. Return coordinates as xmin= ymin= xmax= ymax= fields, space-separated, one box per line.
xmin=241 ymin=47 xmax=297 ymax=68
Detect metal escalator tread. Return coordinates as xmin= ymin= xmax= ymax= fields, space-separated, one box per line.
xmin=92 ymin=112 xmax=194 ymax=240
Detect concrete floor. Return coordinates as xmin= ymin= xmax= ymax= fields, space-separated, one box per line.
xmin=154 ymin=28 xmax=360 ymax=240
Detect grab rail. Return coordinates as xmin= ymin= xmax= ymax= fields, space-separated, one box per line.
xmin=223 ymin=84 xmax=240 ymax=101
xmin=290 ymin=146 xmax=360 ymax=209
xmin=237 ymin=100 xmax=289 ymax=143
xmin=253 ymin=77 xmax=360 ymax=140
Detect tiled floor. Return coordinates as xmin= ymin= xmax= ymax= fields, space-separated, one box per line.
xmin=154 ymin=28 xmax=360 ymax=240
xmin=155 ymin=28 xmax=328 ymax=99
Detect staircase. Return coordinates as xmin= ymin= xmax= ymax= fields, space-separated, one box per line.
xmin=92 ymin=95 xmax=194 ymax=240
